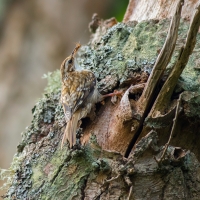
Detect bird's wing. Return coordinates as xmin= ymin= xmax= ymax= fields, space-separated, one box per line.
xmin=61 ymin=70 xmax=96 ymax=120
xmin=72 ymin=70 xmax=96 ymax=112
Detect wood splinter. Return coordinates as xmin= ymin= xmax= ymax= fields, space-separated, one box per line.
xmin=154 ymin=93 xmax=182 ymax=163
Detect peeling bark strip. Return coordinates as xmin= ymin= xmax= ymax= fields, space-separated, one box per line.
xmin=149 ymin=2 xmax=200 ymax=116
xmin=138 ymin=0 xmax=183 ymax=113
xmin=125 ymin=0 xmax=200 ymax=157
xmin=124 ymin=0 xmax=184 ymax=157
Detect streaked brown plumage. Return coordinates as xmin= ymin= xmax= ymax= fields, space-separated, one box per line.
xmin=60 ymin=44 xmax=100 ymax=148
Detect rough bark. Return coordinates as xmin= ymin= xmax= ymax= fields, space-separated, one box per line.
xmin=2 ymin=0 xmax=200 ymax=199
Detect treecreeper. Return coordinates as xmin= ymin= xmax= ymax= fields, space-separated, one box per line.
xmin=60 ymin=44 xmax=101 ymax=148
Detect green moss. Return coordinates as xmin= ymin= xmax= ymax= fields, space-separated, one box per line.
xmin=32 ymin=166 xmax=44 ymax=188
xmin=39 ymin=148 xmax=95 ymax=200
xmin=42 ymin=70 xmax=61 ymax=94
xmin=0 ymin=150 xmax=27 ymax=191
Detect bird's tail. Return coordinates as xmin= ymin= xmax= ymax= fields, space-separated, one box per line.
xmin=61 ymin=111 xmax=80 ymax=149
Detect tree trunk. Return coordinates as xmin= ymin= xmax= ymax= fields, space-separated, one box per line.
xmin=2 ymin=0 xmax=200 ymax=199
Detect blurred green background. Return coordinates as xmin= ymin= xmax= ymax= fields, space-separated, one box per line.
xmin=0 ymin=0 xmax=129 ymax=194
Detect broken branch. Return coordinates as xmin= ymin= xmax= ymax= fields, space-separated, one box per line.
xmin=150 ymin=2 xmax=200 ymax=116
xmin=137 ymin=0 xmax=184 ymax=115
xmin=125 ymin=0 xmax=183 ymax=157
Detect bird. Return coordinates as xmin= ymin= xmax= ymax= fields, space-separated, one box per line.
xmin=60 ymin=43 xmax=101 ymax=148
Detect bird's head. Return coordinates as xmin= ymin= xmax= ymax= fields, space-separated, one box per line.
xmin=61 ymin=43 xmax=81 ymax=74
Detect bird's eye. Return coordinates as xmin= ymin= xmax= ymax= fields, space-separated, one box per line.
xmin=68 ymin=59 xmax=72 ymax=64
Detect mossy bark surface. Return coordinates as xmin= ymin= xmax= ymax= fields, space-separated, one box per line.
xmin=2 ymin=17 xmax=200 ymax=199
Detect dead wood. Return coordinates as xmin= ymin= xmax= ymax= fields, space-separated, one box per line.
xmin=137 ymin=0 xmax=183 ymax=114
xmin=125 ymin=0 xmax=184 ymax=157
xmin=149 ymin=2 xmax=200 ymax=117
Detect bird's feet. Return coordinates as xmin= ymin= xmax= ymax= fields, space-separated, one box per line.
xmin=102 ymin=90 xmax=123 ymax=104
xmin=102 ymin=89 xmax=123 ymax=98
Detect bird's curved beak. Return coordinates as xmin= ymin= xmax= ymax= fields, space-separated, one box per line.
xmin=71 ymin=43 xmax=81 ymax=57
